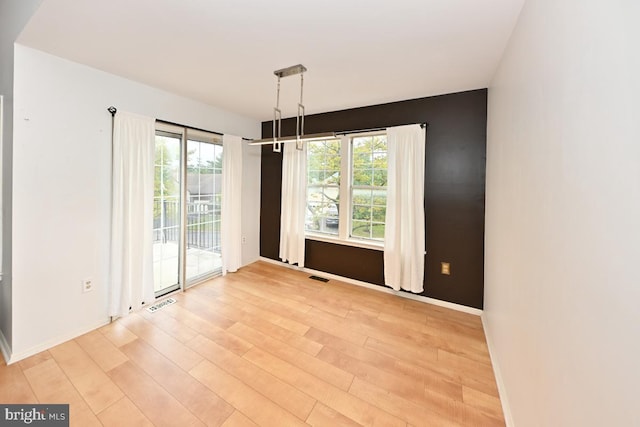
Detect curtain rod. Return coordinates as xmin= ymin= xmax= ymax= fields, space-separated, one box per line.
xmin=107 ymin=106 xmax=253 ymax=141
xmin=334 ymin=123 xmax=427 ymax=136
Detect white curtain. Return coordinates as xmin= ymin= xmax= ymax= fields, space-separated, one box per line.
xmin=279 ymin=142 xmax=307 ymax=266
xmin=109 ymin=111 xmax=156 ymax=317
xmin=384 ymin=124 xmax=426 ymax=293
xmin=221 ymin=134 xmax=243 ymax=275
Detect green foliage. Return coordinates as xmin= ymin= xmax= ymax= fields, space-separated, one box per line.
xmin=352 ymin=135 xmax=387 ymax=187
xmin=154 ymin=137 xmax=180 ymax=220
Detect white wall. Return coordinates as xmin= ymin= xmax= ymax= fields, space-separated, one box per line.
xmin=0 ymin=0 xmax=44 ymax=359
xmin=485 ymin=1 xmax=640 ymax=426
xmin=11 ymin=45 xmax=260 ymax=360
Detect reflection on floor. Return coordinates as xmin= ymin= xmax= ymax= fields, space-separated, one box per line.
xmin=153 ymin=242 xmax=221 ymax=291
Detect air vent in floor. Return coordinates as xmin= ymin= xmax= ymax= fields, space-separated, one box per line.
xmin=146 ymin=297 xmax=177 ymax=313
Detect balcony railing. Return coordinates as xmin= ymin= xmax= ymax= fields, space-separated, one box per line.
xmin=153 ymin=199 xmax=221 ymax=251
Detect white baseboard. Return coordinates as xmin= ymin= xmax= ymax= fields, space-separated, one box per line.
xmin=0 ymin=328 xmax=11 ymax=365
xmin=257 ymin=257 xmax=483 ymax=316
xmin=6 ymin=318 xmax=110 ymax=365
xmin=481 ymin=314 xmax=514 ymax=427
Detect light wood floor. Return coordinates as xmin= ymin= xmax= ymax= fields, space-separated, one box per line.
xmin=0 ymin=261 xmax=505 ymax=426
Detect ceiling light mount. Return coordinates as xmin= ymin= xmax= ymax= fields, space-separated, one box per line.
xmin=274 ymin=64 xmax=307 ymax=79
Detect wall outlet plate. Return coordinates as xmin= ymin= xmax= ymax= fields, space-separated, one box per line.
xmin=82 ymin=279 xmax=93 ymax=293
xmin=441 ymin=262 xmax=451 ymax=275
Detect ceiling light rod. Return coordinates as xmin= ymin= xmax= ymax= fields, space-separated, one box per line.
xmin=248 ymin=131 xmax=337 ymax=146
xmin=271 ymin=64 xmax=308 ymax=153
xmin=251 ymin=64 xmax=337 ymax=148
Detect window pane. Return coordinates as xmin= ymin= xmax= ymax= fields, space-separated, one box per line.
xmin=352 ymin=189 xmax=372 ymax=205
xmin=372 ymin=190 xmax=387 ymax=206
xmin=324 ymin=170 xmax=340 ymax=185
xmin=306 ymin=139 xmax=341 ymax=236
xmin=353 ymin=169 xmax=372 ymax=186
xmin=186 ymin=139 xmax=223 ymax=281
xmin=350 ymin=134 xmax=387 ymax=241
xmin=154 ymin=134 xmax=181 ymax=293
xmin=351 ymin=220 xmax=371 ymax=239
xmin=372 ymin=206 xmax=386 ymax=222
xmin=371 ymin=223 xmax=386 ymax=239
xmin=373 ymin=169 xmax=387 ymax=186
xmin=352 ymin=205 xmax=371 ymax=221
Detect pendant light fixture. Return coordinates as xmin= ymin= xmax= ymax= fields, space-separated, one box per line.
xmin=249 ymin=64 xmax=335 ymax=152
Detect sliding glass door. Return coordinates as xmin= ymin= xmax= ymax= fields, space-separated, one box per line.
xmin=186 ymin=132 xmax=223 ymax=283
xmin=153 ymin=131 xmax=182 ymax=295
xmin=153 ymin=125 xmax=222 ymax=296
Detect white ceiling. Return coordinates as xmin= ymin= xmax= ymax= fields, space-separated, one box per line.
xmin=18 ymin=0 xmax=524 ymax=121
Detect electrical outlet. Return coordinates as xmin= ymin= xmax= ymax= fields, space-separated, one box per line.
xmin=82 ymin=279 xmax=93 ymax=293
xmin=242 ymin=236 xmax=247 ymax=244
xmin=441 ymin=262 xmax=451 ymax=275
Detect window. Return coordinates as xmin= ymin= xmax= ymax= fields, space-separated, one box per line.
xmin=305 ymin=132 xmax=388 ymax=247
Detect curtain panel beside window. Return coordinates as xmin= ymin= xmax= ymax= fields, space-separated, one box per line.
xmin=109 ymin=111 xmax=156 ymax=317
xmin=384 ymin=124 xmax=426 ymax=293
xmin=221 ymin=134 xmax=243 ymax=275
xmin=280 ymin=142 xmax=307 ymax=267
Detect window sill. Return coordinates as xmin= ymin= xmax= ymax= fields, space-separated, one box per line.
xmin=305 ymin=233 xmax=384 ymax=251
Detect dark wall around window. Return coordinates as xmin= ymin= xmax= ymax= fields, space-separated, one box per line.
xmin=259 ymin=89 xmax=487 ymax=309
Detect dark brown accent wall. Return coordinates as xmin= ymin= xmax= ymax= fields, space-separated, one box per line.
xmin=260 ymin=89 xmax=487 ymax=309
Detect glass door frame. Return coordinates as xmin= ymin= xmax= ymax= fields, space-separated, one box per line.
xmin=154 ymin=122 xmax=187 ymax=297
xmin=185 ymin=129 xmax=223 ymax=288
xmin=154 ymin=122 xmax=223 ymax=296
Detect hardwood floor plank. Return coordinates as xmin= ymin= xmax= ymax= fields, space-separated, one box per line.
xmin=74 ymin=329 xmax=129 ymax=372
xmin=189 ymin=359 xmax=308 ymax=427
xmin=175 ymin=293 xmax=237 ymax=329
xmin=349 ymin=377 xmax=458 ymax=427
xmin=0 ymin=361 xmax=38 ymax=403
xmin=48 ymin=340 xmax=124 ymax=413
xmin=162 ymin=304 xmax=253 ymax=356
xmin=289 ymin=308 xmax=369 ymax=346
xmin=306 ymin=402 xmax=364 ymax=426
xmin=117 ymin=312 xmax=203 ymax=371
xmin=317 ymin=346 xmax=462 ymax=403
xmin=231 ymin=321 xmax=322 ymax=357
xmin=107 ymin=361 xmax=205 ymax=427
xmin=395 ymin=358 xmax=500 ymax=398
xmin=364 ymin=336 xmax=438 ymax=368
xmin=228 ymin=322 xmax=353 ymax=390
xmin=436 ymin=349 xmax=497 ymax=384
xmin=306 ymin=327 xmax=462 ymax=401
xmin=120 ymin=338 xmax=235 ymax=426
xmin=17 ymin=350 xmax=53 ymax=371
xmin=216 ymin=292 xmax=311 ymax=335
xmin=422 ymin=387 xmax=505 ymax=427
xmin=462 ymin=386 xmax=504 ymax=420
xmin=187 ymin=334 xmax=316 ymax=421
xmin=243 ymin=346 xmax=406 ymax=427
xmin=139 ymin=308 xmax=200 ymax=343
xmin=97 ymin=397 xmax=155 ymax=427
xmin=22 ymin=358 xmax=102 ymax=427
xmin=220 ymin=410 xmax=260 ymax=427
xmin=99 ymin=320 xmax=138 ymax=347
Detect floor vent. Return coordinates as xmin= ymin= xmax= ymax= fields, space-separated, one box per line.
xmin=309 ymin=275 xmax=329 ymax=283
xmin=146 ymin=297 xmax=177 ymax=313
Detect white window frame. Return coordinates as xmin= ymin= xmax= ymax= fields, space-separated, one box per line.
xmin=305 ymin=130 xmax=387 ymax=251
